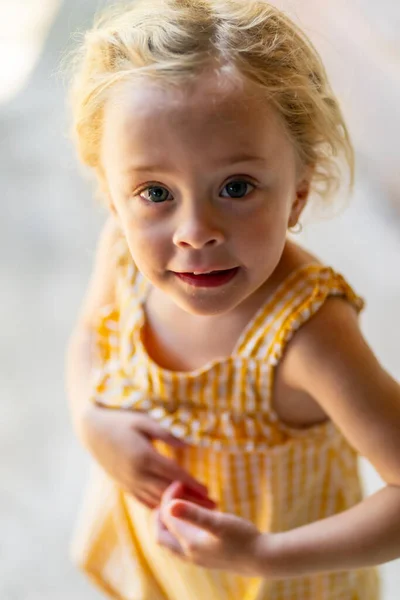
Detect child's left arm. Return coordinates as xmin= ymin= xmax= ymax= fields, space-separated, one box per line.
xmin=158 ymin=298 xmax=400 ymax=578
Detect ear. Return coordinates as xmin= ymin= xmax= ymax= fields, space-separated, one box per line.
xmin=288 ymin=167 xmax=313 ymax=228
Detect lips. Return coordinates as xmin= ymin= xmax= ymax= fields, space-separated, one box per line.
xmin=174 ymin=267 xmax=239 ymax=288
xmin=175 ymin=268 xmax=236 ymax=275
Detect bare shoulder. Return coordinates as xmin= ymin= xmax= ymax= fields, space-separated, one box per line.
xmin=273 ymin=296 xmax=359 ymax=428
xmin=73 ymin=216 xmax=122 ymax=330
xmin=277 ymin=241 xmax=361 ymax=377
xmin=277 ymin=294 xmax=400 ymax=485
xmin=279 ymin=295 xmax=363 ymax=392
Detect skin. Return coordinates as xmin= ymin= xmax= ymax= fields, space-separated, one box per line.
xmin=95 ymin=67 xmax=400 ymax=577
xmin=67 ymin=67 xmax=324 ymax=517
xmin=100 ymin=68 xmax=310 ymax=373
xmin=157 ymin=303 xmax=400 ymax=577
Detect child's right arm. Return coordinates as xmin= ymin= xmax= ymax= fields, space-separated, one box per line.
xmin=65 ymin=217 xmax=213 ymax=509
xmin=66 ymin=215 xmax=119 ymax=443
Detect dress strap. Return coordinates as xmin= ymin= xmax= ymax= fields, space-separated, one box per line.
xmin=244 ymin=265 xmax=364 ymax=361
xmin=90 ymin=230 xmax=148 ymax=396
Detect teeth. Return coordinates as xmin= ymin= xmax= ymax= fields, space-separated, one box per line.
xmin=193 ymin=271 xmax=214 ymax=275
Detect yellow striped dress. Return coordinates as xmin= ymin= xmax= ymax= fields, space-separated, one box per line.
xmin=71 ymin=242 xmax=380 ymax=600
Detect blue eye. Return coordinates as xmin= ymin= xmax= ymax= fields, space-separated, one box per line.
xmin=138 ymin=179 xmax=255 ymax=203
xmin=221 ymin=180 xmax=255 ymax=199
xmin=140 ymin=186 xmax=172 ymax=203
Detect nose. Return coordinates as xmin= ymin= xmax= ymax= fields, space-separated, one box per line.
xmin=172 ymin=202 xmax=225 ymax=250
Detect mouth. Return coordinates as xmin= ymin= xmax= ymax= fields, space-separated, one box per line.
xmin=173 ymin=267 xmax=239 ymax=288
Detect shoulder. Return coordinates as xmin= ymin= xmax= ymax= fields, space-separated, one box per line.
xmin=272 ymin=255 xmax=367 ymax=408
xmin=278 ymin=291 xmax=400 ymax=485
xmin=74 ymin=216 xmax=124 ymax=329
xmin=97 ymin=215 xmax=125 ymax=260
xmin=275 ymin=288 xmax=383 ymax=440
xmin=280 ymin=293 xmax=364 ymax=389
xmin=267 ymin=243 xmax=364 ymax=367
xmin=273 ymin=295 xmax=362 ymax=427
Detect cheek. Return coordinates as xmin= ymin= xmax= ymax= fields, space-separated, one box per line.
xmin=122 ymin=220 xmax=171 ymax=273
xmin=112 ymin=193 xmax=173 ymax=269
xmin=238 ymin=205 xmax=288 ymax=250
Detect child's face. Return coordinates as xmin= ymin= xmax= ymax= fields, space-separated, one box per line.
xmin=101 ymin=70 xmax=309 ymax=317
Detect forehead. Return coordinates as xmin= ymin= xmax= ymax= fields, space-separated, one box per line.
xmin=101 ymin=69 xmax=293 ymax=168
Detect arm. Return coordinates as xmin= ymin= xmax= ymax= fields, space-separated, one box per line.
xmin=66 ymin=328 xmax=97 ymax=446
xmin=159 ymin=298 xmax=400 ymax=577
xmin=65 ymin=217 xmax=212 ymax=505
xmin=65 ymin=215 xmax=120 ymax=446
xmin=257 ymin=297 xmax=400 ymax=577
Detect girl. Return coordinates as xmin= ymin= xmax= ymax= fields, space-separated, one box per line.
xmin=65 ymin=1 xmax=400 ymax=598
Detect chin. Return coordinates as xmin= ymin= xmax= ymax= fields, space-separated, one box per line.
xmin=173 ymin=291 xmax=241 ymax=317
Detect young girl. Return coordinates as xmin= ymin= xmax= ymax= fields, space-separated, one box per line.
xmin=65 ymin=1 xmax=400 ymax=598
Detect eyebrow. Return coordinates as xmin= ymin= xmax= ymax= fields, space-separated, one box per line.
xmin=125 ymin=154 xmax=267 ymax=174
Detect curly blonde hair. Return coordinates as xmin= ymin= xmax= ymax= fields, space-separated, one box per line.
xmin=64 ymin=0 xmax=354 ymax=205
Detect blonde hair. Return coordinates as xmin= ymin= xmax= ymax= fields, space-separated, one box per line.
xmin=64 ymin=0 xmax=354 ymax=205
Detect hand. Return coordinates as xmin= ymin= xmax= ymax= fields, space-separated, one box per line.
xmin=155 ymin=482 xmax=266 ymax=576
xmin=154 ymin=481 xmax=218 ymax=553
xmin=81 ymin=405 xmax=215 ymax=509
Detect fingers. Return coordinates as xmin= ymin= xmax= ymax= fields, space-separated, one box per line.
xmin=136 ymin=475 xmax=217 ymax=512
xmin=151 ymin=454 xmax=208 ymax=497
xmin=161 ymin=481 xmax=184 ymax=506
xmin=181 ymin=483 xmax=217 ymax=509
xmin=161 ymin=481 xmax=217 ymax=510
xmin=160 ymin=501 xmax=212 ymax=553
xmin=165 ymin=500 xmax=222 ymax=536
xmin=134 ymin=416 xmax=188 ymax=448
xmin=153 ymin=509 xmax=184 ymax=555
xmin=131 ymin=414 xmax=208 ymax=497
xmin=141 ymin=472 xmax=171 ymax=503
xmin=131 ymin=491 xmax=159 ymax=510
xmin=122 ymin=474 xmax=167 ymax=508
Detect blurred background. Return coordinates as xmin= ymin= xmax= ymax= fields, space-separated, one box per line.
xmin=0 ymin=0 xmax=398 ymax=598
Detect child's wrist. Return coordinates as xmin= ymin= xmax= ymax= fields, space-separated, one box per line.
xmin=254 ymin=531 xmax=323 ymax=580
xmin=252 ymin=532 xmax=292 ymax=579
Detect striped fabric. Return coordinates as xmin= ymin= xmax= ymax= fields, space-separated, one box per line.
xmin=71 ymin=241 xmax=380 ymax=599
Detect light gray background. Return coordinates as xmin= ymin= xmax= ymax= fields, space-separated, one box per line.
xmin=0 ymin=1 xmax=399 ymax=598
